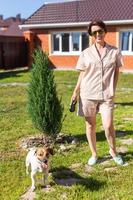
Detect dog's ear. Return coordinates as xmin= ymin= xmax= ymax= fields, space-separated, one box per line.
xmin=34 ymin=148 xmax=37 ymax=155
xmin=46 ymin=147 xmax=54 ymax=155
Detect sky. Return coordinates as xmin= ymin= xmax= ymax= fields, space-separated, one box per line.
xmin=0 ymin=0 xmax=75 ymax=19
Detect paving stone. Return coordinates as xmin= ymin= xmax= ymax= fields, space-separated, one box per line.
xmin=85 ymin=164 xmax=95 ymax=173
xmin=121 ymin=138 xmax=133 ymax=145
xmin=0 ymin=82 xmax=28 ymax=87
xmin=123 ymin=118 xmax=133 ymax=121
xmin=104 ymin=167 xmax=118 ymax=172
xmin=41 ymin=185 xmax=55 ymax=193
xmin=116 ymin=146 xmax=128 ymax=153
xmin=21 ymin=188 xmax=36 ymax=200
xmin=70 ymin=163 xmax=82 ymax=170
xmin=21 ymin=185 xmax=54 ymax=200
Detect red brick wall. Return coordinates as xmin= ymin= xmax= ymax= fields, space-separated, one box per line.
xmin=106 ymin=25 xmax=133 ymax=71
xmin=49 ymin=55 xmax=78 ymax=68
xmin=123 ymin=56 xmax=133 ymax=70
xmin=37 ymin=32 xmax=49 ymax=52
xmin=23 ymin=25 xmax=133 ymax=71
xmin=105 ymin=26 xmax=116 ymax=46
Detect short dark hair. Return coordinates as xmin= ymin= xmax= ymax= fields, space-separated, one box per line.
xmin=87 ymin=20 xmax=107 ymax=36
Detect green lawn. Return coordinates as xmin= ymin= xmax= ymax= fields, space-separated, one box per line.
xmin=0 ymin=69 xmax=133 ymax=200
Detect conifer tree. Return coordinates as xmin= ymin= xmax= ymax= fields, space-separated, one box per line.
xmin=27 ymin=48 xmax=64 ymax=138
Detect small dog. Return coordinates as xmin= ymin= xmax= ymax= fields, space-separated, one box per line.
xmin=26 ymin=147 xmax=53 ymax=191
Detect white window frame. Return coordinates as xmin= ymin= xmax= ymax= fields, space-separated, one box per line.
xmin=119 ymin=29 xmax=133 ymax=55
xmin=51 ymin=31 xmax=88 ymax=55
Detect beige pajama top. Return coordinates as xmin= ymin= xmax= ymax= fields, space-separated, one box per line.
xmin=76 ymin=43 xmax=124 ymax=100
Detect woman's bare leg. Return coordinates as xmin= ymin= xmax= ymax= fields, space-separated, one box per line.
xmin=101 ymin=110 xmax=117 ymax=156
xmin=85 ymin=115 xmax=97 ymax=157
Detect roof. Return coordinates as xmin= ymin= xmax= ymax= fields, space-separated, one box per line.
xmin=23 ymin=0 xmax=133 ymax=28
xmin=0 ymin=22 xmax=24 ymax=36
xmin=0 ymin=16 xmax=25 ymax=36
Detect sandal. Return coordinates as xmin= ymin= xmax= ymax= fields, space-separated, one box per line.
xmin=88 ymin=156 xmax=98 ymax=166
xmin=109 ymin=150 xmax=124 ymax=165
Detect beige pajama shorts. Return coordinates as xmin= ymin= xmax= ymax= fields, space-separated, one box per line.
xmin=78 ymin=97 xmax=114 ymax=117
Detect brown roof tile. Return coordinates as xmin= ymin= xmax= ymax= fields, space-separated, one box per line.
xmin=24 ymin=0 xmax=133 ymax=25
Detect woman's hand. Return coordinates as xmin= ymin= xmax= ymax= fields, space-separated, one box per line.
xmin=71 ymin=91 xmax=78 ymax=104
xmin=70 ymin=71 xmax=84 ymax=104
xmin=70 ymin=91 xmax=78 ymax=112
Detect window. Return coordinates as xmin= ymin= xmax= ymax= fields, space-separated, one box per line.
xmin=120 ymin=30 xmax=133 ymax=55
xmin=62 ymin=33 xmax=69 ymax=52
xmin=82 ymin=32 xmax=89 ymax=51
xmin=53 ymin=34 xmax=60 ymax=51
xmin=52 ymin=32 xmax=89 ymax=54
xmin=72 ymin=33 xmax=80 ymax=51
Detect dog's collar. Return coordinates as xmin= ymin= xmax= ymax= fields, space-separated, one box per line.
xmin=40 ymin=159 xmax=48 ymax=164
xmin=36 ymin=157 xmax=48 ymax=165
xmin=34 ymin=150 xmax=48 ymax=165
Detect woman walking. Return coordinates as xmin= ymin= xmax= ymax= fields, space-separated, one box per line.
xmin=71 ymin=20 xmax=124 ymax=166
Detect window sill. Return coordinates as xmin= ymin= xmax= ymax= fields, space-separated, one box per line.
xmin=121 ymin=51 xmax=133 ymax=56
xmin=51 ymin=52 xmax=81 ymax=56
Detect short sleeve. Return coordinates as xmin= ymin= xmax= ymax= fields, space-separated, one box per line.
xmin=116 ymin=49 xmax=124 ymax=67
xmin=76 ymin=52 xmax=86 ymax=71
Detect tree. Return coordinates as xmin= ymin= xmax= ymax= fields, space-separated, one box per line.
xmin=27 ymin=48 xmax=64 ymax=138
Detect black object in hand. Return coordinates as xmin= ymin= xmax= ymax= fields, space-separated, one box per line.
xmin=69 ymin=100 xmax=77 ymax=112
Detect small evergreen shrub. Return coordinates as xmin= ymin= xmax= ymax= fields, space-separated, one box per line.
xmin=27 ymin=48 xmax=64 ymax=138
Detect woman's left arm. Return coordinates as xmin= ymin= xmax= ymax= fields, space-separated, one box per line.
xmin=114 ymin=49 xmax=124 ymax=91
xmin=114 ymin=66 xmax=120 ymax=91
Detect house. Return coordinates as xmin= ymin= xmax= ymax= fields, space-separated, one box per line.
xmin=20 ymin=0 xmax=133 ymax=72
xmin=0 ymin=14 xmax=24 ymax=36
xmin=0 ymin=14 xmax=28 ymax=69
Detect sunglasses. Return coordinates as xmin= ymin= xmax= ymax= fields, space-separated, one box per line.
xmin=91 ymin=29 xmax=104 ymax=36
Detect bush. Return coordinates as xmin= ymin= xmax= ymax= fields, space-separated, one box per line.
xmin=27 ymin=48 xmax=64 ymax=138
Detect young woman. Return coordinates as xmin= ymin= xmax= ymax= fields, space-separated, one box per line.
xmin=71 ymin=20 xmax=124 ymax=166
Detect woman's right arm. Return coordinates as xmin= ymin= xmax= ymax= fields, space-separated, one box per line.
xmin=71 ymin=71 xmax=84 ymax=102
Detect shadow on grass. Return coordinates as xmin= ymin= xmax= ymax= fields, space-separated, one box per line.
xmin=51 ymin=166 xmax=106 ymax=191
xmin=115 ymin=102 xmax=133 ymax=106
xmin=0 ymin=68 xmax=29 ymax=80
xmin=122 ymin=151 xmax=133 ymax=163
xmin=56 ymin=130 xmax=133 ymax=148
xmin=96 ymin=130 xmax=133 ymax=141
xmin=116 ymin=130 xmax=133 ymax=137
xmin=69 ymin=132 xmax=106 ymax=143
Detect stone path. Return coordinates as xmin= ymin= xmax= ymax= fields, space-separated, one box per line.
xmin=117 ymin=88 xmax=133 ymax=92
xmin=20 ymin=133 xmax=133 ymax=200
xmin=121 ymin=138 xmax=133 ymax=145
xmin=0 ymin=82 xmax=28 ymax=87
xmin=21 ymin=186 xmax=53 ymax=200
xmin=21 ymin=188 xmax=36 ymax=200
xmin=0 ymin=83 xmax=133 ymax=92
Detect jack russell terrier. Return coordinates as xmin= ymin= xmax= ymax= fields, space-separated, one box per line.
xmin=26 ymin=147 xmax=53 ymax=191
